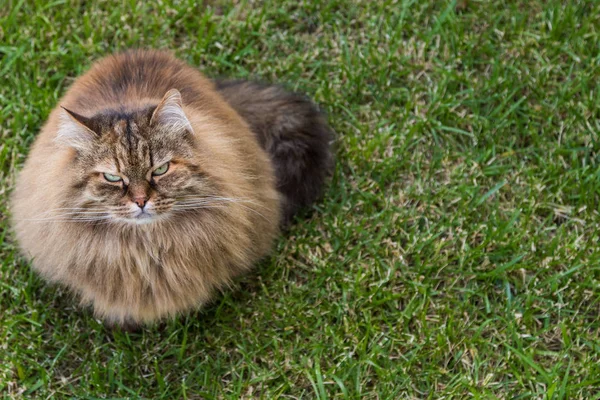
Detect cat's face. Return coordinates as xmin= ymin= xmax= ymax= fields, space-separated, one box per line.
xmin=58 ymin=89 xmax=212 ymax=224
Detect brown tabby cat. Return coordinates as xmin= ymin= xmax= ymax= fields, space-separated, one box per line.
xmin=11 ymin=50 xmax=333 ymax=329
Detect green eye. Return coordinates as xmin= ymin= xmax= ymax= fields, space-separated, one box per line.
xmin=152 ymin=162 xmax=170 ymax=176
xmin=103 ymin=173 xmax=122 ymax=182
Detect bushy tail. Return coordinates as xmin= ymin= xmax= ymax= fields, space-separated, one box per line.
xmin=215 ymin=80 xmax=335 ymax=225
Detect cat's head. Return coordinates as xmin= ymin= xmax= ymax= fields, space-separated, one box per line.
xmin=56 ymin=89 xmax=212 ymax=224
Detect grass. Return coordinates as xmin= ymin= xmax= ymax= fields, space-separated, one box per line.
xmin=1 ymin=0 xmax=600 ymax=398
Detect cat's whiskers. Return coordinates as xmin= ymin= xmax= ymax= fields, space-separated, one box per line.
xmin=20 ymin=216 xmax=113 ymax=223
xmin=172 ymin=197 xmax=271 ymax=222
xmin=22 ymin=213 xmax=109 ymax=220
xmin=171 ymin=205 xmax=228 ymax=210
xmin=31 ymin=206 xmax=123 ymax=218
xmin=19 ymin=207 xmax=118 ymax=223
xmin=175 ymin=195 xmax=268 ymax=208
xmin=33 ymin=209 xmax=108 ymax=216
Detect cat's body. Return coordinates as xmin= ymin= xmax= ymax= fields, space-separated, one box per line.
xmin=214 ymin=80 xmax=334 ymax=224
xmin=11 ymin=50 xmax=333 ymax=327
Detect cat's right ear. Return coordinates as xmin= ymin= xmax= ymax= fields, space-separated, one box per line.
xmin=56 ymin=107 xmax=98 ymax=150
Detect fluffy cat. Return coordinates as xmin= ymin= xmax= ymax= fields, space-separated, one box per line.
xmin=10 ymin=50 xmax=333 ymax=328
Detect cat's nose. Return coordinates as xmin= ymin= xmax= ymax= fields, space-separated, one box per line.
xmin=133 ymin=196 xmax=148 ymax=209
xmin=129 ymin=183 xmax=150 ymax=209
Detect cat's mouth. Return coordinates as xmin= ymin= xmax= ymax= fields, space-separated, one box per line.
xmin=121 ymin=201 xmax=162 ymax=224
xmin=130 ymin=210 xmax=155 ymax=224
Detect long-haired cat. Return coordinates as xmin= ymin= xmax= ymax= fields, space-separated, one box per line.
xmin=10 ymin=50 xmax=334 ymax=329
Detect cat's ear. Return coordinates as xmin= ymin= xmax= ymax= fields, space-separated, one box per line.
xmin=150 ymin=89 xmax=193 ymax=133
xmin=56 ymin=107 xmax=98 ymax=150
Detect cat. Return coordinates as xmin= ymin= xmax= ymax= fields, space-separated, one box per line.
xmin=10 ymin=50 xmax=334 ymax=329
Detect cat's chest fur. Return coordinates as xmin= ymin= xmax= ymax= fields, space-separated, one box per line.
xmin=55 ymin=220 xmax=251 ymax=323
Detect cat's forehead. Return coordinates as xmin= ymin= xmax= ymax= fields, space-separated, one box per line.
xmin=115 ymin=124 xmax=153 ymax=169
xmin=92 ymin=113 xmax=150 ymax=164
xmin=79 ymin=106 xmax=193 ymax=169
xmin=93 ymin=107 xmax=154 ymax=136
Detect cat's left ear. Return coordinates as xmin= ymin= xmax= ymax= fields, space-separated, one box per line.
xmin=150 ymin=89 xmax=193 ymax=133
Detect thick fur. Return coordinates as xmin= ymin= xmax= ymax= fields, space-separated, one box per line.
xmin=215 ymin=80 xmax=335 ymax=225
xmin=11 ymin=50 xmax=284 ymax=326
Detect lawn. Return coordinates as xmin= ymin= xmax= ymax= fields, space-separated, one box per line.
xmin=1 ymin=0 xmax=600 ymax=398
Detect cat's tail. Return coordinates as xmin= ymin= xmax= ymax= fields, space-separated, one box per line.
xmin=214 ymin=80 xmax=335 ymax=226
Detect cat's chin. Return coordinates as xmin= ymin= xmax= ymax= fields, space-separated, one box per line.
xmin=127 ymin=209 xmax=160 ymax=224
xmin=131 ymin=215 xmax=156 ymax=225
xmin=113 ymin=213 xmax=161 ymax=225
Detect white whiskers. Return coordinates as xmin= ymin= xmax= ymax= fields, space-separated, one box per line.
xmin=17 ymin=195 xmax=273 ymax=224
xmin=17 ymin=206 xmax=115 ymax=224
xmin=172 ymin=195 xmax=271 ymax=221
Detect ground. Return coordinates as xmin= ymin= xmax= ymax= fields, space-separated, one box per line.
xmin=1 ymin=0 xmax=600 ymax=398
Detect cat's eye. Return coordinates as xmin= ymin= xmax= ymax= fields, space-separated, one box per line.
xmin=152 ymin=162 xmax=170 ymax=176
xmin=103 ymin=173 xmax=122 ymax=182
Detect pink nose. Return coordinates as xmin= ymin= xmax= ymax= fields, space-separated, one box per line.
xmin=133 ymin=196 xmax=148 ymax=208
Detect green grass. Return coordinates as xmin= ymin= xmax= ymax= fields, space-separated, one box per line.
xmin=1 ymin=0 xmax=600 ymax=398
